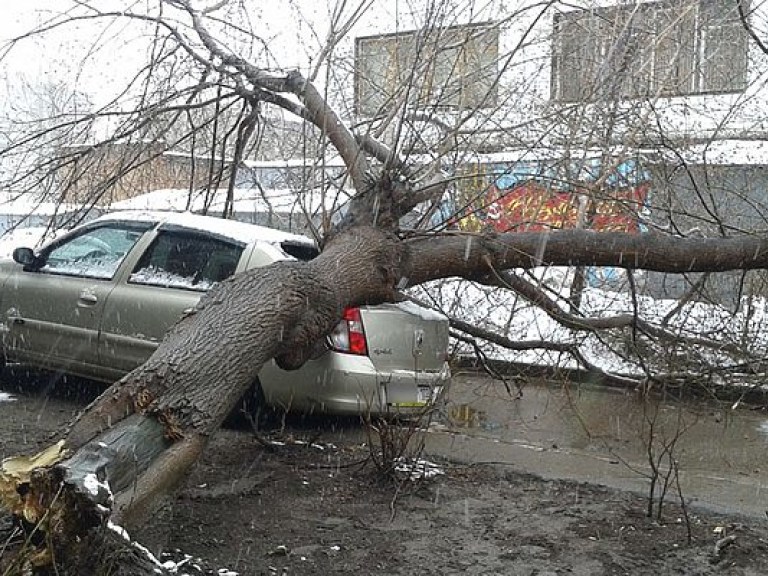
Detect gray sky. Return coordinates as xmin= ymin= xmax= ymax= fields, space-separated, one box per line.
xmin=0 ymin=1 xmax=335 ymax=109
xmin=0 ymin=0 xmax=492 ymax=118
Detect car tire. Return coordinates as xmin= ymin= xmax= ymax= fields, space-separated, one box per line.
xmin=223 ymin=378 xmax=270 ymax=429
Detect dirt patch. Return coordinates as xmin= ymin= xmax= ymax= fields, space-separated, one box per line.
xmin=2 ymin=379 xmax=768 ymax=575
xmin=137 ymin=430 xmax=768 ymax=575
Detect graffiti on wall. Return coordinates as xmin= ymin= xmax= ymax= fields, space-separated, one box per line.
xmin=454 ymin=158 xmax=650 ymax=234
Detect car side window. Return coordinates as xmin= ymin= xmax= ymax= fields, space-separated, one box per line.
xmin=129 ymin=230 xmax=244 ymax=291
xmin=40 ymin=224 xmax=147 ymax=280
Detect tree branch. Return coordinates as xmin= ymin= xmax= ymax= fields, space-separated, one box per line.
xmin=404 ymin=230 xmax=768 ymax=287
xmin=479 ymin=267 xmax=743 ymax=356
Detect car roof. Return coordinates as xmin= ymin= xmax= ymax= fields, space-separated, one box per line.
xmin=93 ymin=210 xmax=316 ymax=248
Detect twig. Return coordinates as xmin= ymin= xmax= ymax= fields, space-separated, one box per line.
xmin=713 ymin=534 xmax=737 ymax=561
xmin=450 ymin=330 xmax=523 ymax=399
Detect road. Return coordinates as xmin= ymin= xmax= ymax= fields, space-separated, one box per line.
xmin=435 ymin=370 xmax=768 ymax=519
xmin=2 ymin=368 xmax=767 ymax=519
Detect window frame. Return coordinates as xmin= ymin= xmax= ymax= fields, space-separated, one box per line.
xmin=34 ymin=222 xmax=151 ymax=281
xmin=551 ymin=0 xmax=749 ymax=101
xmin=354 ymin=22 xmax=499 ymax=117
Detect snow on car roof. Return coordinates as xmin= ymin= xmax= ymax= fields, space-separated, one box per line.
xmin=94 ymin=210 xmax=316 ymax=247
xmin=109 ymin=187 xmax=351 ymax=213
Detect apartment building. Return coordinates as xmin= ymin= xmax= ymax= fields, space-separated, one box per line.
xmin=349 ymin=0 xmax=767 ymax=300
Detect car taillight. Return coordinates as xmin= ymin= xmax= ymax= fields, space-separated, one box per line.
xmin=328 ymin=307 xmax=368 ymax=355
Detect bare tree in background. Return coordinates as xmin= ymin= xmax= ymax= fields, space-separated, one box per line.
xmin=2 ymin=0 xmax=768 ymax=572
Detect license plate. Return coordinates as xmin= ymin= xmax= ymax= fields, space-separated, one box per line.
xmin=391 ymin=386 xmax=442 ymax=408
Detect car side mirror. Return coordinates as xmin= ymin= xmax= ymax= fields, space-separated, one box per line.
xmin=12 ymin=247 xmax=36 ymax=267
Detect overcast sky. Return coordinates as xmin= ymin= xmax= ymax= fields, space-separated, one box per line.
xmin=0 ymin=0 xmax=497 ymax=124
xmin=0 ymin=1 xmax=340 ymax=108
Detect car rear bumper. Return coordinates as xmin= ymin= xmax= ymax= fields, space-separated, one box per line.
xmin=258 ymin=352 xmax=450 ymax=417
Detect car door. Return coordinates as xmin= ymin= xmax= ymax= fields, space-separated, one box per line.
xmin=3 ymin=221 xmax=150 ymax=377
xmin=99 ymin=227 xmax=247 ymax=373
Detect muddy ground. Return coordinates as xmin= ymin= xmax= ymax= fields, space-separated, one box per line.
xmin=2 ymin=372 xmax=768 ymax=575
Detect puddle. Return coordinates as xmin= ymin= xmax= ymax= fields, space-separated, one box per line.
xmin=429 ymin=374 xmax=768 ymax=518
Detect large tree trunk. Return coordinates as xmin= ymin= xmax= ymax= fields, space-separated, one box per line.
xmin=5 ymin=222 xmax=768 ymax=573
xmin=2 ymin=226 xmax=404 ymax=574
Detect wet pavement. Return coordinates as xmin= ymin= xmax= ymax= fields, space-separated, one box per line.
xmin=430 ymin=371 xmax=768 ymax=519
xmin=3 ymin=368 xmax=768 ymax=520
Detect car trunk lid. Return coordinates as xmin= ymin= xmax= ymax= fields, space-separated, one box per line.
xmin=358 ymin=301 xmax=449 ymax=372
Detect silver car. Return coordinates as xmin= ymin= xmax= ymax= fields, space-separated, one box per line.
xmin=0 ymin=211 xmax=450 ymax=416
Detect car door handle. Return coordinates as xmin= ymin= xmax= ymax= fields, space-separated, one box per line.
xmin=6 ymin=307 xmax=24 ymax=324
xmin=78 ymin=290 xmax=98 ymax=306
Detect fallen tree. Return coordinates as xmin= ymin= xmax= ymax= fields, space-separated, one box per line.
xmin=6 ymin=205 xmax=768 ymax=574
xmin=4 ymin=1 xmax=768 ymax=573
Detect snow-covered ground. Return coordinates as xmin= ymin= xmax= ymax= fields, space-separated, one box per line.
xmin=413 ymin=271 xmax=768 ymax=384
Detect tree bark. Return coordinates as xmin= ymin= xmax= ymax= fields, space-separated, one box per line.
xmin=404 ymin=229 xmax=768 ymax=285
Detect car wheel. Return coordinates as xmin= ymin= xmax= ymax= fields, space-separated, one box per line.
xmin=223 ymin=378 xmax=270 ymax=429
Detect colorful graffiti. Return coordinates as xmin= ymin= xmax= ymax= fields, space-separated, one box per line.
xmin=453 ymin=158 xmax=650 ymax=234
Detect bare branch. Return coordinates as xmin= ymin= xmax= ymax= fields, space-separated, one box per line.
xmin=737 ymin=0 xmax=768 ymax=56
xmin=480 ymin=268 xmax=743 ymax=355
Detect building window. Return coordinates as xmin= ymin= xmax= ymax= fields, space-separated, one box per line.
xmin=355 ymin=23 xmax=499 ymax=117
xmin=552 ymin=0 xmax=748 ymax=101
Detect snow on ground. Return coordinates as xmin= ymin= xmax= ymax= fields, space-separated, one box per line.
xmin=393 ymin=457 xmax=445 ymax=481
xmin=0 ymin=391 xmax=15 ymax=403
xmin=109 ymin=186 xmax=349 ymax=217
xmin=107 ymin=521 xmax=240 ymax=575
xmin=412 ymin=271 xmax=768 ymax=381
